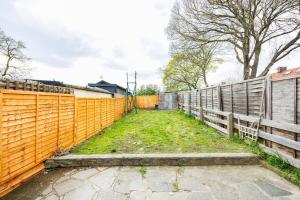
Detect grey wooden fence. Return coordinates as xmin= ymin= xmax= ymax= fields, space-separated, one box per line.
xmin=178 ymin=75 xmax=300 ymax=167
xmin=0 ymin=79 xmax=73 ymax=94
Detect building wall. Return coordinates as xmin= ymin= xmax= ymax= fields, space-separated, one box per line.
xmin=73 ymin=88 xmax=112 ymax=98
xmin=116 ymin=87 xmax=126 ymax=95
xmin=114 ymin=93 xmax=125 ymax=98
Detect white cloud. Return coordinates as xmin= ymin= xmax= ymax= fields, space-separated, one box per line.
xmin=1 ymin=0 xmax=299 ymax=89
xmin=1 ymin=0 xmax=175 ymax=87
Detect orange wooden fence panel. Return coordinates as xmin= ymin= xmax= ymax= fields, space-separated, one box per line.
xmin=0 ymin=90 xmax=75 ymax=196
xmin=137 ymin=95 xmax=159 ymax=109
xmin=0 ymin=91 xmax=158 ymax=197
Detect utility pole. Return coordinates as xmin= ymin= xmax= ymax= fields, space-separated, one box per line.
xmin=125 ymin=71 xmax=137 ymax=114
xmin=134 ymin=71 xmax=137 ymax=113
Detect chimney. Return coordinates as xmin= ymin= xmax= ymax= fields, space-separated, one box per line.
xmin=277 ymin=66 xmax=287 ymax=73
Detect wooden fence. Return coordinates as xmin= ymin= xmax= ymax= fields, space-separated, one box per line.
xmin=136 ymin=95 xmax=159 ymax=109
xmin=0 ymin=90 xmax=156 ymax=197
xmin=0 ymin=79 xmax=73 ymax=94
xmin=178 ymin=75 xmax=300 ymax=167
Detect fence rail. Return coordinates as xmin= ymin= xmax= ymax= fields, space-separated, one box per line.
xmin=0 ymin=90 xmax=157 ymax=197
xmin=178 ymin=75 xmax=300 ymax=168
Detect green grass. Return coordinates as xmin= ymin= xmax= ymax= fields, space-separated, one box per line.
xmin=71 ymin=109 xmax=300 ymax=187
xmin=249 ymin=144 xmax=300 ymax=187
xmin=72 ymin=110 xmax=249 ymax=154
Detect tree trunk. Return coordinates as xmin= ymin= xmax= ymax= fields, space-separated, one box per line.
xmin=242 ymin=31 xmax=251 ymax=80
xmin=202 ymin=69 xmax=209 ymax=87
xmin=2 ymin=57 xmax=11 ymax=78
xmin=259 ymin=61 xmax=275 ymax=77
xmin=243 ymin=63 xmax=250 ymax=80
xmin=249 ymin=45 xmax=261 ymax=79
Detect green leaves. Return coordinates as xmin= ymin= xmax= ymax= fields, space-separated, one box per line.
xmin=137 ymin=84 xmax=160 ymax=96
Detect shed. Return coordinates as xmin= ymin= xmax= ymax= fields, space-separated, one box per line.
xmin=159 ymin=92 xmax=178 ymax=110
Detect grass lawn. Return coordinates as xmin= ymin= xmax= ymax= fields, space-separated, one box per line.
xmin=72 ymin=110 xmax=250 ymax=154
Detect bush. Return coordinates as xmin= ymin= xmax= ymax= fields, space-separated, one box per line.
xmin=137 ymin=84 xmax=160 ymax=96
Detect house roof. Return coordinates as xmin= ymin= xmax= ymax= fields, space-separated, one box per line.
xmin=97 ymin=80 xmax=111 ymax=84
xmin=27 ymin=79 xmax=112 ymax=94
xmin=89 ymin=80 xmax=126 ymax=91
xmin=271 ymin=67 xmax=300 ymax=79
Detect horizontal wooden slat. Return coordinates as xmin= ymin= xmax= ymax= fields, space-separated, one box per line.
xmin=204 ymin=114 xmax=228 ymax=125
xmin=202 ymin=108 xmax=230 ymax=117
xmin=258 ymin=131 xmax=300 ymax=151
xmin=233 ymin=113 xmax=300 ymax=133
xmin=204 ymin=120 xmax=228 ymax=134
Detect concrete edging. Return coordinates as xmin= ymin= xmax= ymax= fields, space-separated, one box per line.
xmin=45 ymin=153 xmax=259 ymax=168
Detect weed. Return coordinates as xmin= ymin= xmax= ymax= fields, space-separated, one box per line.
xmin=139 ymin=167 xmax=147 ymax=178
xmin=177 ymin=166 xmax=185 ymax=176
xmin=172 ymin=180 xmax=179 ymax=192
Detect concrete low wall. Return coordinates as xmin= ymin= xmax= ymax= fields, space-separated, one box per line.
xmin=45 ymin=153 xmax=259 ymax=168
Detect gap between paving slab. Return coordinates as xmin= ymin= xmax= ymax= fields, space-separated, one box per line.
xmin=45 ymin=153 xmax=259 ymax=168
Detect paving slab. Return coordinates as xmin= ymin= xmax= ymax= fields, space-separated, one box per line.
xmin=2 ymin=166 xmax=300 ymax=200
xmin=255 ymin=180 xmax=292 ymax=197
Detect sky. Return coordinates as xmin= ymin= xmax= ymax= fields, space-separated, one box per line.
xmin=0 ymin=0 xmax=299 ymax=88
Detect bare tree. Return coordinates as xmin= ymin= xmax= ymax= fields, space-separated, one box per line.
xmin=0 ymin=30 xmax=31 ymax=79
xmin=167 ymin=0 xmax=300 ymax=80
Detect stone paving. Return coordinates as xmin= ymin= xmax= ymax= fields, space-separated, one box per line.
xmin=3 ymin=166 xmax=300 ymax=200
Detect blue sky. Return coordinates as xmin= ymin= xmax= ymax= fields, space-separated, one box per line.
xmin=0 ymin=0 xmax=299 ymax=88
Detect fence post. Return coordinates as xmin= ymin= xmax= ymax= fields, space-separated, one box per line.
xmin=266 ymin=77 xmax=273 ymax=148
xmin=293 ymin=78 xmax=297 ymax=158
xmin=217 ymin=86 xmax=222 ymax=111
xmin=181 ymin=94 xmax=184 ymax=111
xmin=188 ymin=91 xmax=192 ymax=115
xmin=199 ymin=107 xmax=204 ymax=122
xmin=230 ymin=84 xmax=233 ymax=113
xmin=227 ymin=113 xmax=234 ymax=137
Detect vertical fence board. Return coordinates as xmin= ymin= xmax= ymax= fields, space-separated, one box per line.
xmin=35 ymin=94 xmax=39 ymax=163
xmin=57 ymin=95 xmax=61 ymax=148
xmin=73 ymin=97 xmax=77 ymax=145
xmin=0 ymin=93 xmax=2 ymax=180
xmin=272 ymin=79 xmax=294 ymax=123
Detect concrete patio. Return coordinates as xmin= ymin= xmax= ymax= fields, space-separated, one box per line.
xmin=3 ymin=165 xmax=300 ymax=200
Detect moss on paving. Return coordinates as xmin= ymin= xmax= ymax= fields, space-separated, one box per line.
xmin=72 ymin=110 xmax=249 ymax=154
